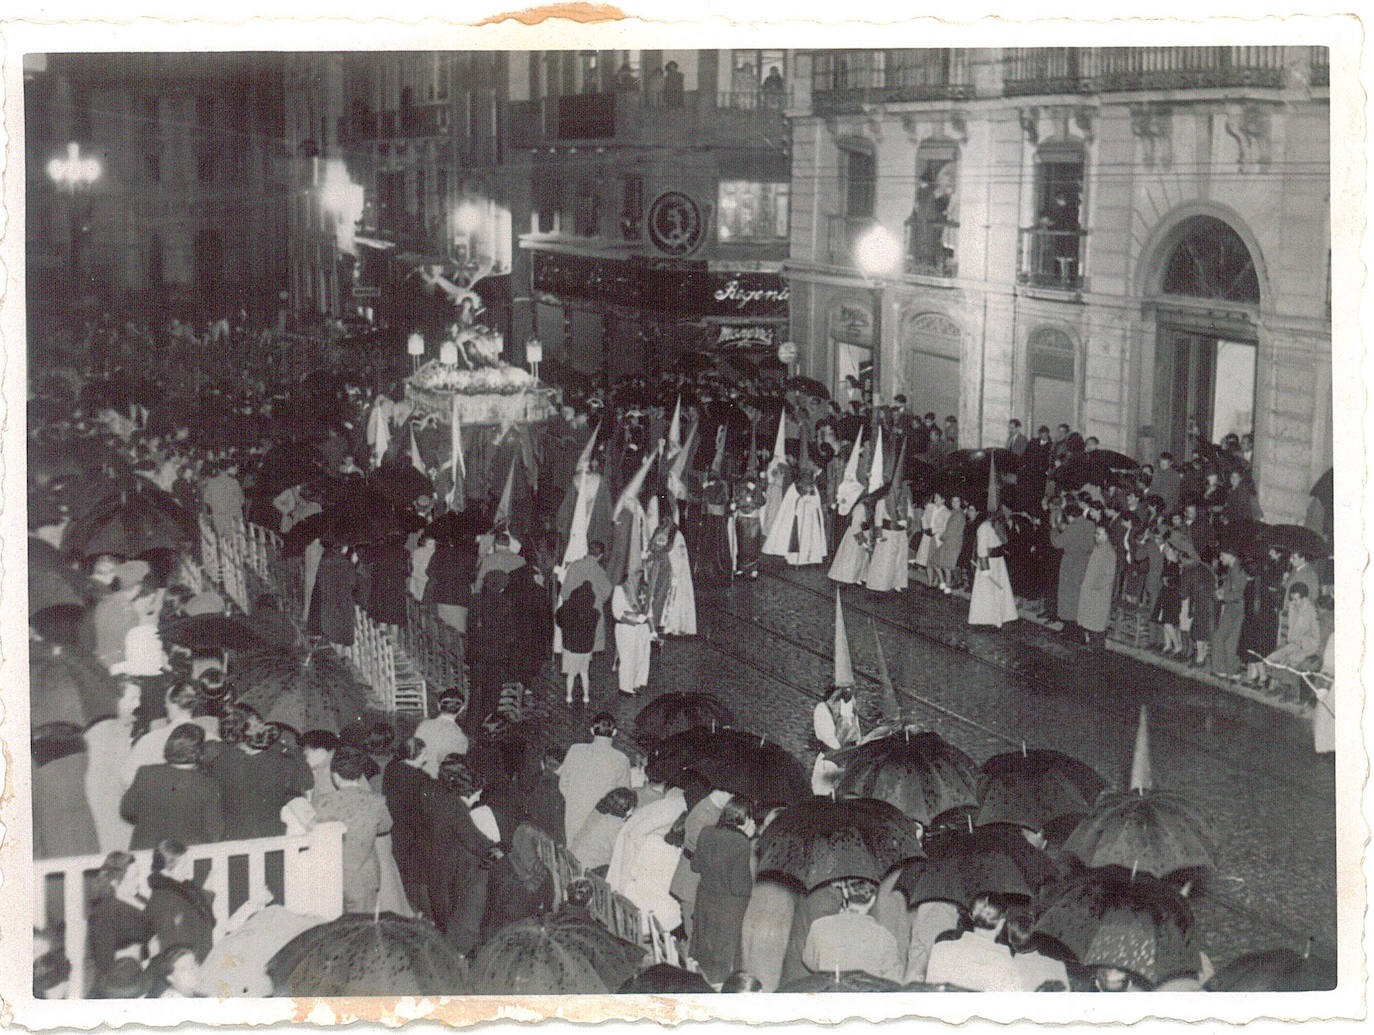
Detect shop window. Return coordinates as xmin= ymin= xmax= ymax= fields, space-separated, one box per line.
xmin=717 ymin=180 xmax=789 ymax=242
xmin=1027 ymin=326 xmax=1077 ymax=434
xmin=905 ymin=142 xmax=959 ymax=276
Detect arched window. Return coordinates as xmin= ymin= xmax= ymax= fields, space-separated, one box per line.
xmin=1160 ymin=215 xmax=1259 ymax=304
xmin=1027 ymin=326 xmax=1077 ymax=434
xmin=899 ymin=310 xmax=962 ymax=425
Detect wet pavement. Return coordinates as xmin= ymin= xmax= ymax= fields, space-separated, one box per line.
xmin=519 ymin=561 xmax=1337 ymax=971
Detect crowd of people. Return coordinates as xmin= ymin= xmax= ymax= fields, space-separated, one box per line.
xmin=27 ymin=310 xmax=1335 ymax=998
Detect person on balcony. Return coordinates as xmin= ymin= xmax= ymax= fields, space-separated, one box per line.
xmin=762 ymin=66 xmax=785 ymax=106
xmin=663 ymin=61 xmax=685 ymax=108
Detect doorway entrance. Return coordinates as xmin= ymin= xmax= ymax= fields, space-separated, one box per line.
xmin=1155 ymin=329 xmax=1256 ymax=458
xmin=1150 ymin=215 xmax=1261 ymax=458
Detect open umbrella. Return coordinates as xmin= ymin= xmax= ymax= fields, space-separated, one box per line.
xmin=778 ymin=971 xmax=906 ymax=992
xmin=618 ymin=963 xmax=714 ymax=994
xmin=755 ymin=797 xmax=925 ymax=893
xmin=370 ymin=462 xmax=435 ymax=505
xmin=31 ymin=642 xmax=121 ymax=727
xmin=784 ymin=375 xmax=831 ymax=400
xmin=30 ymin=603 xmax=89 ymax=650
xmin=29 ymin=539 xmax=86 ymax=616
xmin=468 ymin=913 xmax=646 ymax=995
xmin=633 ymin=692 xmax=736 ymax=744
xmin=163 ymin=614 xmax=272 ymax=652
xmin=198 ymin=906 xmax=327 ymax=997
xmin=227 ymin=648 xmax=368 ymax=735
xmin=647 ymin=728 xmax=810 ymax=806
xmin=976 ymin=749 xmax=1107 ymax=832
xmin=1053 ymin=449 xmax=1141 ymax=491
xmin=1258 ymin=523 xmax=1330 ymax=559
xmin=1033 ymin=871 xmax=1199 ymax=987
xmin=833 ymin=726 xmax=980 ymax=827
xmin=267 ymin=912 xmax=467 ymax=996
xmin=894 ymin=824 xmax=1058 ymax=909
xmin=1214 ymin=518 xmax=1270 ymax=559
xmin=1205 ymin=945 xmax=1337 ymax=992
xmin=248 ymin=442 xmax=323 ymax=501
xmin=1062 ymin=790 xmax=1216 ymax=880
xmin=63 ymin=483 xmax=195 ymax=558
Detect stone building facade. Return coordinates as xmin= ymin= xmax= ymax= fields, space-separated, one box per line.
xmin=784 ymin=46 xmax=1330 ymax=522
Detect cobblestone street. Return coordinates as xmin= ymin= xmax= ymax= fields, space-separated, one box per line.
xmin=521 ymin=562 xmax=1337 ymax=971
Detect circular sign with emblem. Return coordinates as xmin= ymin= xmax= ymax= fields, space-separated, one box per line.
xmin=647 ymin=191 xmax=705 ymax=256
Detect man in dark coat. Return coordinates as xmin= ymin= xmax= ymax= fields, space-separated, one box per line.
xmin=503 ymin=564 xmax=554 ymax=685
xmin=466 ymin=569 xmax=514 ymax=729
xmin=421 ymin=758 xmax=497 ymax=954
xmin=359 ymin=533 xmax=411 ymax=627
xmin=308 ymin=538 xmax=360 ymax=647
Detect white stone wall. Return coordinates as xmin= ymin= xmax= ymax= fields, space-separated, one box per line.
xmin=786 ymin=53 xmax=1329 ymax=523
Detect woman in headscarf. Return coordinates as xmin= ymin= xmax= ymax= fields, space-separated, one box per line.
xmin=479 ymin=823 xmax=555 ymax=942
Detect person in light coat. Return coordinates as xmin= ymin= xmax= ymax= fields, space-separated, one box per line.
xmin=1077 ymin=524 xmax=1118 ymax=648
xmin=558 ymin=713 xmax=632 ymax=843
xmin=968 ymin=511 xmax=1020 ymax=628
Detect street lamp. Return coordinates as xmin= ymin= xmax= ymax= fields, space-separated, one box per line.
xmin=853 ymin=222 xmax=900 ymax=407
xmin=46 ymin=142 xmax=101 ymax=306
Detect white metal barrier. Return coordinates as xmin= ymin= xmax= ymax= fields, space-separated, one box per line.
xmin=35 ymin=822 xmax=345 ymax=999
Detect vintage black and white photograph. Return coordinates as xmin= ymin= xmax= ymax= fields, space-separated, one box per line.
xmin=2 ymin=12 xmax=1362 ymax=1025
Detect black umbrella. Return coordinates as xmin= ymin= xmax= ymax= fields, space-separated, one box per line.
xmin=1205 ymin=945 xmax=1336 ymax=992
xmin=618 ymin=963 xmax=715 ymax=994
xmin=1062 ymin=790 xmax=1216 ymax=880
xmin=30 ymin=603 xmax=89 ymax=650
xmin=976 ymin=749 xmax=1107 ymax=832
xmin=1258 ymin=523 xmax=1330 ymax=559
xmin=1033 ymin=871 xmax=1199 ymax=987
xmin=63 ymin=483 xmax=195 ymax=558
xmin=833 ymin=727 xmax=980 ymax=827
xmin=1054 ymin=449 xmax=1141 ymax=491
xmin=469 ymin=913 xmax=646 ymax=995
xmin=1190 ymin=439 xmax=1248 ymax=478
xmin=778 ymin=971 xmax=905 ymax=992
xmin=755 ymin=797 xmax=925 ymax=894
xmin=647 ymin=728 xmax=810 ymax=806
xmin=1214 ymin=518 xmax=1270 ymax=559
xmin=266 ymin=912 xmax=467 ymax=996
xmin=163 ymin=614 xmax=272 ymax=652
xmin=895 ymin=824 xmax=1058 ymax=909
xmin=369 ymin=462 xmax=435 ymax=505
xmin=785 ymin=375 xmax=831 ymax=400
xmin=633 ymin=692 xmax=736 ymax=744
xmin=29 ymin=539 xmax=86 ymax=616
xmin=248 ymin=442 xmax=323 ymax=500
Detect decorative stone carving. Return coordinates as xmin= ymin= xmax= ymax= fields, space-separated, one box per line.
xmin=1224 ymin=103 xmax=1273 ymax=172
xmin=1130 ymin=103 xmax=1173 ymax=169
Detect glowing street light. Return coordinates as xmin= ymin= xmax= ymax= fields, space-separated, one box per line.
xmin=853 ymin=222 xmax=901 ymax=278
xmin=46 ymin=141 xmax=101 ymax=193
xmin=453 ymin=200 xmax=482 ymax=237
xmin=318 ymin=158 xmax=364 ymax=253
xmin=852 ymin=222 xmax=899 ymax=406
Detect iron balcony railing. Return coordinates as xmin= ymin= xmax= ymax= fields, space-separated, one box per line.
xmin=1003 ymin=46 xmax=1285 ymax=95
xmin=826 ymin=213 xmax=878 ymax=267
xmin=1018 ymin=226 xmax=1087 ymax=290
xmin=810 ymin=50 xmax=974 ymax=113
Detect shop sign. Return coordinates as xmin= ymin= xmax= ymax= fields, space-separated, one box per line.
xmin=713 ymin=324 xmax=778 ymax=350
xmin=648 ymin=191 xmax=706 ymax=256
xmin=829 ymin=300 xmax=875 ymax=346
xmin=706 ymin=272 xmax=790 ymax=318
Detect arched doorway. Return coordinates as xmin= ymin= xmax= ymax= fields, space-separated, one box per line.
xmin=1151 ymin=215 xmax=1260 ymax=458
xmin=899 ymin=310 xmax=961 ymax=425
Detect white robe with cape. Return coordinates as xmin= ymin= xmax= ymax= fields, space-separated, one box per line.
xmin=763 ymin=486 xmax=828 ymax=566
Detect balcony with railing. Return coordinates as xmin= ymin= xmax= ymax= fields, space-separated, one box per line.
xmin=1003 ymin=46 xmax=1286 ymax=95
xmin=1310 ymin=45 xmax=1328 ymax=87
xmin=507 ymin=88 xmax=786 ymax=149
xmin=826 ymin=213 xmax=877 ymax=267
xmin=904 ymin=218 xmax=959 ymax=279
xmin=810 ymin=50 xmax=974 ymax=114
xmin=1018 ymin=226 xmax=1087 ymax=291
